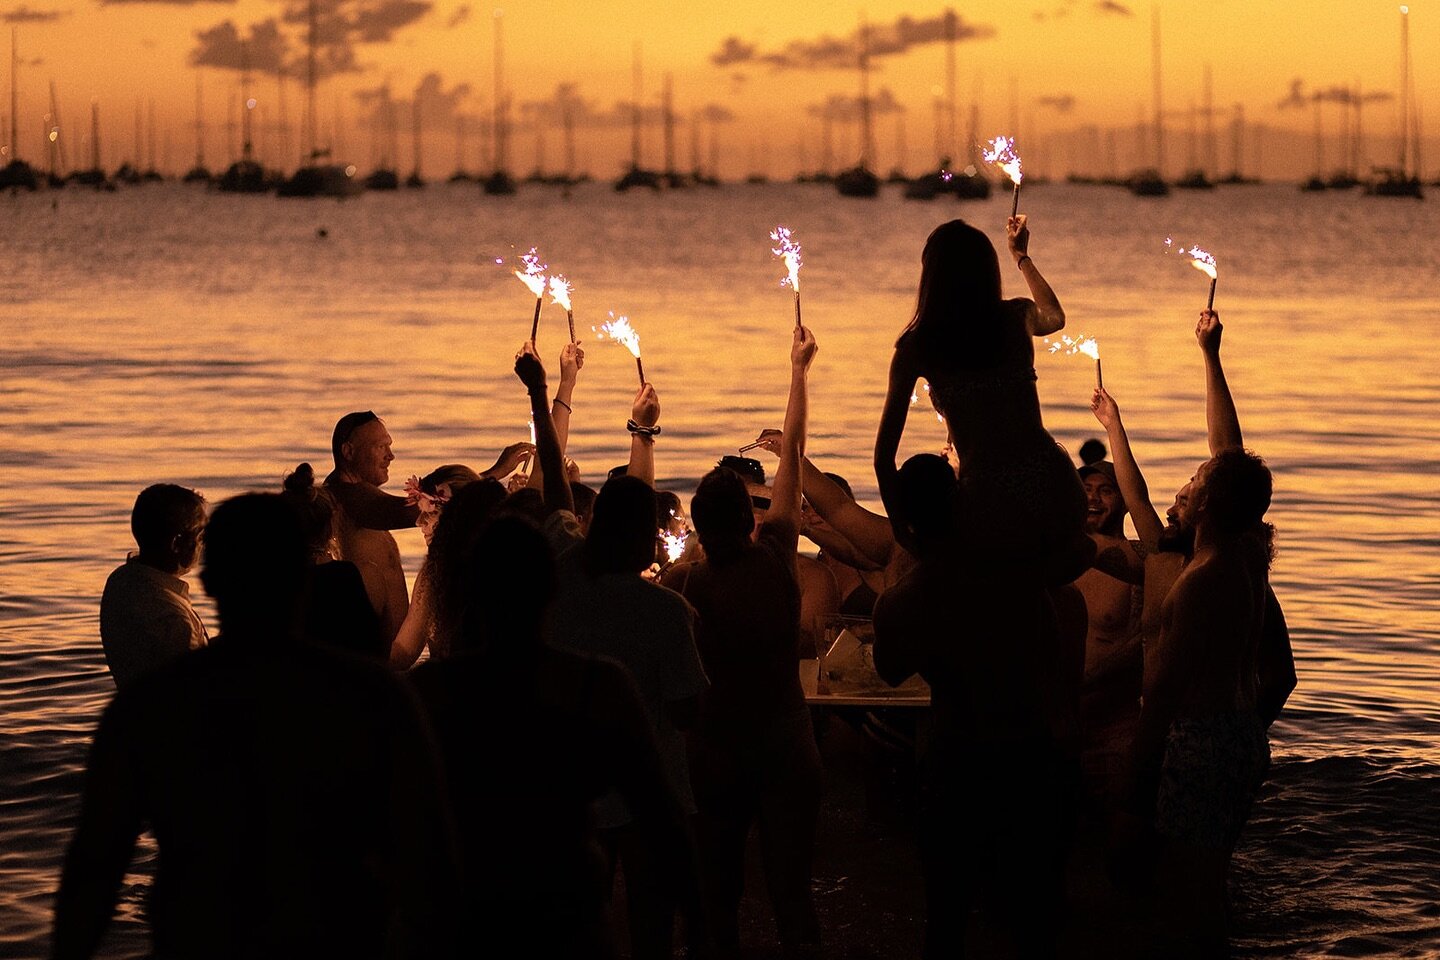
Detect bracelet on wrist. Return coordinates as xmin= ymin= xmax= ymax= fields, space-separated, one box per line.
xmin=553 ymin=397 xmax=573 ymax=414
xmin=1016 ymin=255 xmax=1032 ymax=269
xmin=626 ymin=419 xmax=661 ymax=438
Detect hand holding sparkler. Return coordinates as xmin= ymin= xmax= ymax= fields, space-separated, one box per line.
xmin=739 ymin=428 xmax=783 ymax=455
xmin=1090 ymin=386 xmax=1120 ymax=431
xmin=632 ymin=382 xmax=660 ymax=431
xmin=514 ymin=341 xmax=547 ymax=394
xmin=484 ymin=440 xmax=537 ymax=479
xmin=1195 ymin=310 xmax=1222 ymax=357
xmin=792 ymin=324 xmax=818 ymax=371
xmin=1007 ymin=214 xmax=1031 ymax=266
xmin=559 ymin=342 xmax=586 ymax=385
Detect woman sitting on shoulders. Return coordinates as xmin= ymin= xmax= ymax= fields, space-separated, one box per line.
xmin=874 ymin=215 xmax=1092 ymax=584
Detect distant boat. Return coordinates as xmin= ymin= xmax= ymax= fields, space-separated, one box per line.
xmin=217 ymin=52 xmax=269 ymax=193
xmin=835 ymin=165 xmax=880 ymax=198
xmin=482 ymin=170 xmax=517 ymax=195
xmin=365 ymin=167 xmax=399 ymax=190
xmin=615 ymin=166 xmax=661 ymax=191
xmin=614 ymin=44 xmax=663 ymax=191
xmin=1127 ymin=169 xmax=1170 ymax=196
xmin=1365 ymin=170 xmax=1423 ymax=198
xmin=0 ymin=159 xmax=38 ymax=190
xmin=1174 ymin=169 xmax=1215 ymax=190
xmin=952 ymin=167 xmax=992 ymax=200
xmin=1326 ymin=171 xmax=1361 ymax=190
xmin=1300 ymin=175 xmax=1327 ymax=193
xmin=483 ymin=11 xmax=517 ymax=195
xmin=903 ymin=168 xmax=948 ymax=200
xmin=405 ymin=98 xmax=425 ymax=188
xmin=276 ymin=159 xmax=362 ymax=197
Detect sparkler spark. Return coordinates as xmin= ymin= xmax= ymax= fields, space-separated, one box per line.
xmin=547 ymin=275 xmax=572 ymax=311
xmin=660 ymin=528 xmax=689 ymax=564
xmin=513 ymin=248 xmax=548 ymax=298
xmin=1045 ymin=333 xmax=1100 ymax=358
xmin=598 ymin=314 xmax=642 ymax=358
xmin=770 ymin=226 xmax=803 ymax=292
xmin=982 ymin=136 xmax=1023 ymax=186
xmin=1164 ymin=237 xmax=1219 ymax=279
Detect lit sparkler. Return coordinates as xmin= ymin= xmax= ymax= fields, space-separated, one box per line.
xmin=1045 ymin=333 xmax=1103 ymax=388
xmin=513 ymin=247 xmax=549 ymax=343
xmin=983 ymin=136 xmax=1024 ymax=218
xmin=1165 ymin=237 xmax=1220 ymax=310
xmin=548 ymin=275 xmax=575 ymax=343
xmin=770 ymin=226 xmax=803 ymax=328
xmin=660 ymin=527 xmax=689 ymax=564
xmin=519 ymin=414 xmax=536 ymax=475
xmin=599 ymin=313 xmax=646 ymax=385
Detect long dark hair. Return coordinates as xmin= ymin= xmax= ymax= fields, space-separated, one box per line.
xmin=425 ymin=478 xmax=507 ymax=657
xmin=899 ymin=219 xmax=1006 ymax=366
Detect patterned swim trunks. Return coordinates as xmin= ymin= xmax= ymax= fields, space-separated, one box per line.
xmin=1155 ymin=712 xmax=1270 ymax=851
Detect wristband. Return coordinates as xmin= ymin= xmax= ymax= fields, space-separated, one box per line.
xmin=553 ymin=397 xmax=573 ymax=414
xmin=627 ymin=419 xmax=661 ymax=437
xmin=1016 ymin=255 xmax=1032 ymax=269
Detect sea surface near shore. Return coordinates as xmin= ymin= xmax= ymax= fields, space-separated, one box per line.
xmin=2 ymin=180 xmax=1437 ymax=958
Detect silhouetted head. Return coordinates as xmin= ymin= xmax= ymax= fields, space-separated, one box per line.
xmin=902 ymin=219 xmax=1004 ymax=361
xmin=716 ymin=455 xmax=766 ymax=487
xmin=585 ymin=475 xmax=659 ymax=576
xmin=571 ymin=481 xmax=599 ymax=529
xmin=414 ymin=464 xmax=484 ymax=545
xmin=895 ymin=454 xmax=959 ymax=557
xmin=655 ymin=490 xmax=684 ymax=530
xmin=453 ymin=516 xmax=555 ymax=656
xmin=691 ymin=466 xmax=755 ymax=562
xmin=498 ymin=487 xmax=546 ymax=524
xmin=1187 ymin=449 xmax=1273 ymax=541
xmin=199 ymin=493 xmax=308 ymax=636
xmin=1078 ymin=438 xmax=1107 ymax=466
xmin=130 ymin=483 xmax=207 ymax=575
xmin=280 ymin=463 xmax=338 ymax=559
xmin=332 ymin=411 xmax=393 ymax=486
xmin=426 ymin=479 xmax=507 ymax=656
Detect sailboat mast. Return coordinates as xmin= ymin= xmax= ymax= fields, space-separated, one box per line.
xmin=630 ymin=42 xmax=642 ymax=170
xmin=858 ymin=20 xmax=872 ymax=168
xmin=563 ymin=101 xmax=575 ymax=179
xmin=306 ymin=0 xmax=317 ymax=160
xmin=1151 ymin=4 xmax=1164 ymax=175
xmin=663 ymin=73 xmax=675 ymax=176
xmin=1203 ymin=64 xmax=1214 ymax=176
xmin=194 ymin=72 xmax=205 ymax=167
xmin=90 ymin=98 xmax=100 ymax=172
xmin=9 ymin=28 xmax=18 ymax=162
xmin=49 ymin=79 xmax=64 ymax=174
xmin=492 ymin=10 xmax=505 ymax=174
xmin=412 ymin=97 xmax=422 ymax=177
xmin=240 ymin=43 xmax=253 ymax=162
xmin=944 ymin=9 xmax=956 ymax=160
xmin=1398 ymin=5 xmax=1410 ymax=175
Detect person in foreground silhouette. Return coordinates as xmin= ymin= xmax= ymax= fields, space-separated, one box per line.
xmin=874 ymin=216 xmax=1093 ymax=586
xmin=406 ymin=348 xmax=701 ymax=959
xmin=279 ymin=462 xmax=384 ymax=659
xmin=99 ymin=483 xmax=208 ymax=691
xmin=662 ymin=325 xmax=824 ymax=955
xmin=53 ymin=493 xmax=460 ymax=960
xmin=872 ymin=454 xmax=1084 ymax=960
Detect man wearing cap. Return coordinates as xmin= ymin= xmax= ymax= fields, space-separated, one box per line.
xmin=1073 ymin=456 xmax=1147 ymax=810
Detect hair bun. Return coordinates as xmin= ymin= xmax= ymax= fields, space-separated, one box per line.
xmin=283 ymin=462 xmax=316 ymax=495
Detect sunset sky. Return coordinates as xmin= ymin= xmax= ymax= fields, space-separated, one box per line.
xmin=1 ymin=0 xmax=1432 ymax=178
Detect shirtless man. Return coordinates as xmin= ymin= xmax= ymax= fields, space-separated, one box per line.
xmin=326 ymin=412 xmax=418 ymax=647
xmin=1138 ymin=449 xmax=1276 ymax=952
xmin=325 ymin=411 xmax=531 ymax=648
xmin=1073 ymin=459 xmax=1145 ymax=808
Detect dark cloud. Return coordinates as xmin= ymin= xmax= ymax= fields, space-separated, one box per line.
xmin=805 ymin=87 xmax=905 ymax=122
xmin=191 ymin=0 xmax=431 ymax=79
xmin=712 ymin=10 xmax=994 ymax=72
xmin=190 ymin=18 xmax=291 ymax=73
xmin=1037 ymin=94 xmax=1075 ymax=112
xmin=1277 ymin=79 xmax=1393 ymax=110
xmin=100 ymin=0 xmax=235 ymax=5
xmin=710 ymin=35 xmax=755 ymax=67
xmin=511 ymin=84 xmax=735 ymax=130
xmin=445 ymin=3 xmax=468 ymax=28
xmin=1094 ymin=1 xmax=1132 ymax=16
xmin=1 ymin=5 xmax=69 ymax=21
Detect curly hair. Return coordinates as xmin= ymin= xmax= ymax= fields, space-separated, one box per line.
xmin=423 ymin=478 xmax=507 ymax=658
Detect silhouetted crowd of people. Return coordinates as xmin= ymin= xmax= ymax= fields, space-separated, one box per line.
xmin=63 ymin=216 xmax=1295 ymax=960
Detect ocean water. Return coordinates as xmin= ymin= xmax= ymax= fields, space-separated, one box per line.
xmin=1 ymin=180 xmax=1437 ymax=957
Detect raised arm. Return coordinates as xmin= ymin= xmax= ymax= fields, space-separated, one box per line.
xmin=1091 ymin=387 xmax=1165 ymax=549
xmin=514 ymin=343 xmax=574 ymax=516
xmin=874 ymin=344 xmax=918 ymax=537
xmin=626 ymin=383 xmax=660 ymax=487
xmin=526 ymin=342 xmax=584 ymax=490
xmin=1197 ymin=310 xmax=1243 ymax=454
xmin=770 ymin=325 xmax=817 ymax=533
xmin=1008 ymin=214 xmax=1065 ymax=336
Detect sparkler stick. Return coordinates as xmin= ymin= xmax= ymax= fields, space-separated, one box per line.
xmin=549 ymin=275 xmax=575 ymax=343
xmin=1165 ymin=238 xmax=1219 ymax=311
xmin=599 ymin=314 xmax=646 ymax=386
xmin=982 ymin=136 xmax=1024 ymax=218
xmin=738 ymin=439 xmax=767 ymax=453
xmin=770 ymin=226 xmax=803 ymax=329
xmin=513 ymin=247 xmax=548 ymax=343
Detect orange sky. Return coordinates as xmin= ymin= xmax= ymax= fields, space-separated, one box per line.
xmin=1 ymin=1 xmax=1432 ymax=178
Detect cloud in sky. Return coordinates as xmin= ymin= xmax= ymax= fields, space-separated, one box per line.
xmin=1 ymin=5 xmax=70 ymax=21
xmin=1277 ymin=79 xmax=1393 ymax=110
xmin=806 ymin=87 xmax=905 ymax=122
xmin=1094 ymin=1 xmax=1132 ymax=16
xmin=190 ymin=18 xmax=290 ymax=73
xmin=445 ymin=3 xmax=467 ymax=28
xmin=100 ymin=0 xmax=235 ymax=5
xmin=712 ymin=10 xmax=994 ymax=71
xmin=511 ymin=83 xmax=736 ymax=130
